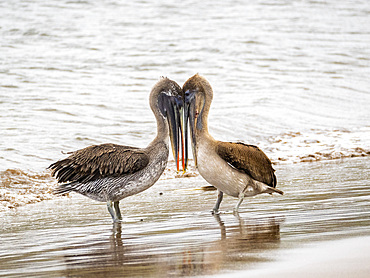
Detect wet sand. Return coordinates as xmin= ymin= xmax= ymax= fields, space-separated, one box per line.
xmin=208 ymin=236 xmax=370 ymax=278
xmin=1 ymin=157 xmax=369 ymax=277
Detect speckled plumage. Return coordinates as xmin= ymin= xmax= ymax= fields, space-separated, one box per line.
xmin=49 ymin=77 xmax=182 ymax=222
xmin=50 ymin=142 xmax=168 ymax=202
xmin=49 ymin=144 xmax=149 ymax=185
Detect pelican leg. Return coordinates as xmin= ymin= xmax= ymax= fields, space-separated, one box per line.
xmin=107 ymin=201 xmax=120 ymax=222
xmin=233 ymin=192 xmax=244 ymax=214
xmin=114 ymin=201 xmax=122 ymax=220
xmin=212 ymin=190 xmax=224 ymax=214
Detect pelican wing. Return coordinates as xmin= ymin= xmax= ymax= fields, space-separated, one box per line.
xmin=216 ymin=142 xmax=277 ymax=187
xmin=49 ymin=143 xmax=149 ymax=183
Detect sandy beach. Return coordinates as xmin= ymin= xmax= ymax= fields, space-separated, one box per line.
xmin=208 ymin=236 xmax=370 ymax=278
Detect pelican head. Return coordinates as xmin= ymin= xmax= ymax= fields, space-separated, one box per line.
xmin=151 ymin=77 xmax=184 ymax=171
xmin=182 ymin=74 xmax=213 ymax=169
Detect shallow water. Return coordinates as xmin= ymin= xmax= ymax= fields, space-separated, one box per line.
xmin=1 ymin=157 xmax=369 ymax=277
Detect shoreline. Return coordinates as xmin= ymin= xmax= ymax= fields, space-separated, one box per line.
xmin=1 ymin=156 xmax=369 ymax=277
xmin=1 ymin=156 xmax=369 ymax=213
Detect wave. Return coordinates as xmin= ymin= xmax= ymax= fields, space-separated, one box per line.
xmin=261 ymin=127 xmax=370 ymax=163
xmin=0 ymin=169 xmax=56 ymax=212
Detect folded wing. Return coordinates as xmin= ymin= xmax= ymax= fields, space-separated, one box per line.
xmin=49 ymin=143 xmax=149 ymax=184
xmin=216 ymin=142 xmax=277 ymax=188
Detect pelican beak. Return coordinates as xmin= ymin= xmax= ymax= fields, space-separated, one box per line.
xmin=183 ymin=89 xmax=198 ymax=168
xmin=177 ymin=96 xmax=186 ymax=172
xmin=165 ymin=94 xmax=184 ymax=172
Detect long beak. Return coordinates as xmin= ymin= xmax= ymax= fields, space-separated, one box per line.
xmin=183 ymin=90 xmax=197 ymax=168
xmin=165 ymin=95 xmax=184 ymax=172
xmin=177 ymin=99 xmax=186 ymax=172
xmin=175 ymin=96 xmax=186 ymax=172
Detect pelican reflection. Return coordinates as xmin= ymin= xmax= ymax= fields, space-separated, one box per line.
xmin=60 ymin=215 xmax=283 ymax=277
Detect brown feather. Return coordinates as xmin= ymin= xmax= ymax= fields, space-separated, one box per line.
xmin=49 ymin=143 xmax=149 ymax=184
xmin=216 ymin=141 xmax=277 ymax=188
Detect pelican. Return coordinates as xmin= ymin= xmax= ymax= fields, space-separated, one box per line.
xmin=49 ymin=77 xmax=183 ymax=222
xmin=182 ymin=74 xmax=283 ymax=214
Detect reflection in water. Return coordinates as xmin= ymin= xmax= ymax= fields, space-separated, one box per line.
xmin=211 ymin=214 xmax=282 ymax=272
xmin=110 ymin=223 xmax=125 ymax=267
xmin=215 ymin=213 xmax=281 ymax=243
xmin=61 ymin=215 xmax=282 ymax=277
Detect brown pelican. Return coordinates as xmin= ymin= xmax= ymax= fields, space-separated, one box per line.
xmin=49 ymin=77 xmax=183 ymax=222
xmin=182 ymin=74 xmax=283 ymax=214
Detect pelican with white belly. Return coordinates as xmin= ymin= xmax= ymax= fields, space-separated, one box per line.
xmin=182 ymin=74 xmax=283 ymax=214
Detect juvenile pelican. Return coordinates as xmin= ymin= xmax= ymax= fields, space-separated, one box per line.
xmin=182 ymin=74 xmax=283 ymax=214
xmin=49 ymin=77 xmax=183 ymax=222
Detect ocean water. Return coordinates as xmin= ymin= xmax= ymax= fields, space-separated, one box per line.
xmin=0 ymin=0 xmax=369 ymax=213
